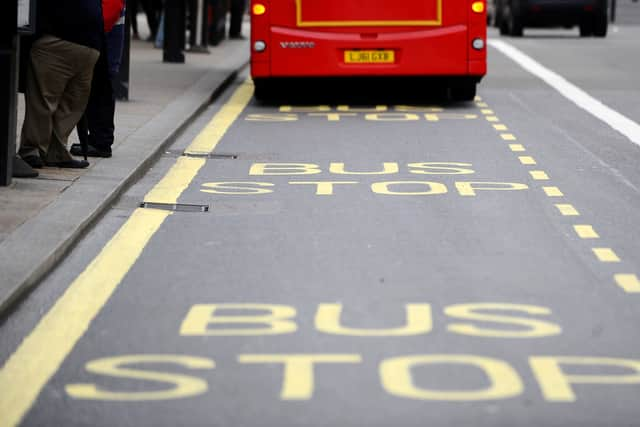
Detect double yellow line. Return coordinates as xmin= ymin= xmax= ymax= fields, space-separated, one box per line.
xmin=0 ymin=80 xmax=254 ymax=427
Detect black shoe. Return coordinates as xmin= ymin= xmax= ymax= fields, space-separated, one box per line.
xmin=21 ymin=154 xmax=44 ymax=169
xmin=70 ymin=143 xmax=112 ymax=158
xmin=45 ymin=159 xmax=90 ymax=168
xmin=229 ymin=34 xmax=246 ymax=40
xmin=12 ymin=156 xmax=39 ymax=178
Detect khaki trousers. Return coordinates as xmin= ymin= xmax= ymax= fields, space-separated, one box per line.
xmin=19 ymin=35 xmax=100 ymax=163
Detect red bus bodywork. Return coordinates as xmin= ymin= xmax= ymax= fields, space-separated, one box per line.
xmin=250 ymin=0 xmax=487 ymax=100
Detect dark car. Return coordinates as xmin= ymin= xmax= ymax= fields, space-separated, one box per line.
xmin=494 ymin=0 xmax=608 ymax=37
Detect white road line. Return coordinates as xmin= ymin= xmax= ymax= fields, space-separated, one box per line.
xmin=489 ymin=39 xmax=640 ymax=148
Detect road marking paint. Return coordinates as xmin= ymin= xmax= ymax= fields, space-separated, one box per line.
xmin=573 ymin=225 xmax=599 ymax=239
xmin=530 ymin=171 xmax=550 ymax=180
xmin=518 ymin=156 xmax=537 ymax=165
xmin=543 ymin=186 xmax=563 ymax=197
xmin=481 ymin=98 xmax=639 ymax=295
xmin=280 ymin=105 xmax=331 ymax=112
xmin=476 ymin=102 xmax=489 ymax=108
xmin=0 ymin=80 xmax=252 ymax=427
xmin=615 ymin=274 xmax=640 ymax=293
xmin=489 ymin=40 xmax=640 ymax=148
xmin=144 ymin=157 xmax=207 ymax=204
xmin=481 ymin=109 xmax=494 ymax=115
xmin=0 ymin=209 xmax=170 ymax=427
xmin=555 ymin=204 xmax=580 ymax=216
xmin=592 ymin=248 xmax=621 ymax=263
xmin=185 ymin=79 xmax=254 ymax=155
xmin=308 ymin=113 xmax=358 ymax=122
xmin=425 ymin=114 xmax=440 ymax=122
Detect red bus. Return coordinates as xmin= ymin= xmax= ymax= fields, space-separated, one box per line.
xmin=250 ymin=0 xmax=487 ymax=101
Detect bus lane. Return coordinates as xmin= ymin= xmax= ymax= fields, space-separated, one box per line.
xmin=5 ymin=77 xmax=640 ymax=427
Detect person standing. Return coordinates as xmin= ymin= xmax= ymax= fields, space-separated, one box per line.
xmin=141 ymin=0 xmax=163 ymax=41
xmin=128 ymin=0 xmax=141 ymax=39
xmin=18 ymin=0 xmax=103 ymax=169
xmin=229 ymin=0 xmax=247 ymax=39
xmin=71 ymin=0 xmax=126 ymax=159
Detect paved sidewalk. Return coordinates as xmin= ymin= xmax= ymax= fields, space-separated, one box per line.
xmin=0 ymin=37 xmax=250 ymax=315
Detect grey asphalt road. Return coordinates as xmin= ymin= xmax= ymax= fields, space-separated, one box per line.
xmin=2 ymin=18 xmax=640 ymax=427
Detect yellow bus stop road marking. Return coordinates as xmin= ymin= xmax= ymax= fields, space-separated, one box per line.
xmin=481 ymin=97 xmax=637 ymax=296
xmin=0 ymin=79 xmax=254 ymax=427
xmin=573 ymin=225 xmax=599 ymax=239
xmin=592 ymin=248 xmax=621 ymax=263
xmin=542 ymin=186 xmax=563 ymax=197
xmin=555 ymin=204 xmax=580 ymax=216
xmin=530 ymin=170 xmax=549 ymax=180
xmin=615 ymin=274 xmax=640 ymax=293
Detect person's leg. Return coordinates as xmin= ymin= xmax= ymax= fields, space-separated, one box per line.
xmin=229 ymin=0 xmax=246 ymax=37
xmin=75 ymin=113 xmax=90 ymax=158
xmin=19 ymin=36 xmax=74 ymax=164
xmin=71 ymin=51 xmax=114 ymax=157
xmin=129 ymin=0 xmax=140 ymax=38
xmin=86 ymin=58 xmax=116 ymax=155
xmin=141 ymin=0 xmax=159 ymax=39
xmin=47 ymin=42 xmax=100 ymax=164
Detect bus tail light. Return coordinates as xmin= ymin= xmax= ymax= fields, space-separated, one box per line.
xmin=471 ymin=1 xmax=485 ymax=13
xmin=253 ymin=3 xmax=267 ymax=15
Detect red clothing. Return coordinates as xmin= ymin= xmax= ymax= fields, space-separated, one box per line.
xmin=103 ymin=0 xmax=125 ymax=32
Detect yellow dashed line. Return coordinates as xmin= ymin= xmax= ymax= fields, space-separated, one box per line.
xmin=573 ymin=225 xmax=599 ymax=239
xmin=530 ymin=170 xmax=550 ymax=180
xmin=555 ymin=204 xmax=580 ymax=216
xmin=518 ymin=156 xmax=537 ymax=165
xmin=543 ymin=186 xmax=563 ymax=197
xmin=593 ymin=248 xmax=621 ymax=263
xmin=615 ymin=274 xmax=640 ymax=293
xmin=482 ymin=101 xmax=636 ymax=296
xmin=425 ymin=114 xmax=439 ymax=122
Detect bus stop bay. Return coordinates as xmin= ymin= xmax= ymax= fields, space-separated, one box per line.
xmin=62 ymin=304 xmax=640 ymax=403
xmin=245 ymin=113 xmax=479 ymax=122
xmin=194 ymin=162 xmax=529 ymax=197
xmin=64 ymin=353 xmax=640 ymax=403
xmin=243 ymin=105 xmax=480 ymax=123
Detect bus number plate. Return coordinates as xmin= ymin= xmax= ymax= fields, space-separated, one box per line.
xmin=344 ymin=50 xmax=395 ymax=64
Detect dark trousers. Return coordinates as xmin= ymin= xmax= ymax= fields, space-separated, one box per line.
xmin=141 ymin=0 xmax=163 ymax=38
xmin=77 ymin=51 xmax=116 ymax=152
xmin=229 ymin=0 xmax=246 ymax=36
xmin=128 ymin=0 xmax=162 ymax=38
xmin=128 ymin=0 xmax=140 ymax=35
